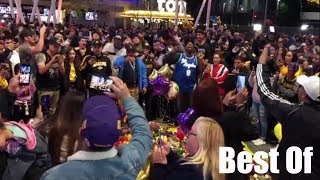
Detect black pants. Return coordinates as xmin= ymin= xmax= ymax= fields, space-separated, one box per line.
xmin=138 ymin=89 xmax=156 ymax=121
xmin=177 ymin=92 xmax=192 ymax=114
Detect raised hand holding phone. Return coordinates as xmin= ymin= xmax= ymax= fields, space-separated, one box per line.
xmin=236 ymin=75 xmax=246 ymax=92
xmin=40 ymin=25 xmax=47 ymax=36
xmin=251 ymin=66 xmax=256 ymax=76
xmin=19 ymin=64 xmax=31 ymax=86
xmin=153 ymin=137 xmax=171 ymax=164
xmin=235 ymin=88 xmax=248 ymax=105
xmin=259 ymin=45 xmax=270 ymax=64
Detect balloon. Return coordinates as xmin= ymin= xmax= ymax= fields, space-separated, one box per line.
xmin=149 ymin=75 xmax=170 ymax=96
xmin=168 ymin=81 xmax=179 ymax=100
xmin=274 ymin=123 xmax=282 ymax=142
xmin=158 ymin=64 xmax=173 ymax=81
xmin=148 ymin=69 xmax=158 ymax=81
xmin=177 ymin=108 xmax=195 ymax=134
xmin=197 ymin=52 xmax=205 ymax=60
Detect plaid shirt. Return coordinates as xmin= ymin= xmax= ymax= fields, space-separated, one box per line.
xmin=6 ymin=137 xmax=27 ymax=155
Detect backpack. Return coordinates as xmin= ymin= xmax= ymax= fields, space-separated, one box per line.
xmin=1 ymin=130 xmax=52 ymax=180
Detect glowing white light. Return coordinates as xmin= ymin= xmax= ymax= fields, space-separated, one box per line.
xmin=269 ymin=26 xmax=275 ymax=33
xmin=301 ymin=24 xmax=309 ymax=31
xmin=253 ymin=24 xmax=262 ymax=31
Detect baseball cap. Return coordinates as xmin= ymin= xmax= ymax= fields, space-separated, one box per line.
xmin=114 ymin=35 xmax=122 ymax=40
xmin=232 ymin=46 xmax=240 ymax=53
xmin=104 ymin=42 xmax=115 ymax=54
xmin=297 ymin=75 xmax=320 ymax=102
xmin=288 ymin=62 xmax=299 ymax=72
xmin=92 ymin=40 xmax=102 ymax=47
xmin=81 ymin=95 xmax=121 ymax=150
xmin=143 ymin=42 xmax=150 ymax=49
xmin=299 ymin=43 xmax=307 ymax=48
xmin=196 ymin=29 xmax=206 ymax=35
xmin=289 ymin=45 xmax=297 ymax=51
xmin=125 ymin=45 xmax=136 ymax=53
xmin=49 ymin=37 xmax=62 ymax=46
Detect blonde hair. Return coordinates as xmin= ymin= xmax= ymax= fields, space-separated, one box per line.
xmin=183 ymin=117 xmax=225 ymax=180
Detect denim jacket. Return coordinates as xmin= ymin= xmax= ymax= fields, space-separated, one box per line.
xmin=41 ymin=97 xmax=153 ymax=180
xmin=114 ymin=56 xmax=148 ymax=91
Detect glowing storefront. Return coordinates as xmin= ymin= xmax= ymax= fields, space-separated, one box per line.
xmin=120 ymin=0 xmax=194 ymax=26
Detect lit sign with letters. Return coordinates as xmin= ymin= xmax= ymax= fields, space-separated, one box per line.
xmin=157 ymin=0 xmax=187 ymax=13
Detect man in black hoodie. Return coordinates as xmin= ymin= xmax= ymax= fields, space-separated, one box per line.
xmin=257 ymin=45 xmax=320 ymax=179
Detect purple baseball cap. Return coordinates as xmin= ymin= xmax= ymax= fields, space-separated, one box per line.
xmin=81 ymin=95 xmax=121 ymax=150
xmin=288 ymin=62 xmax=299 ymax=72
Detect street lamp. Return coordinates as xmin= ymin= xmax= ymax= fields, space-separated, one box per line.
xmin=301 ymin=24 xmax=309 ymax=31
xmin=269 ymin=26 xmax=275 ymax=32
xmin=264 ymin=0 xmax=268 ymax=26
xmin=253 ymin=23 xmax=262 ymax=31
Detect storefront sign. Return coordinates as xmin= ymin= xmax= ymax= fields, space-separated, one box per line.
xmin=157 ymin=0 xmax=187 ymax=13
xmin=0 ymin=4 xmax=45 ymax=15
xmin=0 ymin=5 xmax=13 ymax=14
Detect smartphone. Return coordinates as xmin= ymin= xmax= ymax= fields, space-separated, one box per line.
xmin=41 ymin=95 xmax=50 ymax=116
xmin=19 ymin=64 xmax=31 ymax=86
xmin=90 ymin=75 xmax=113 ymax=92
xmin=267 ymin=45 xmax=272 ymax=57
xmin=236 ymin=75 xmax=246 ymax=92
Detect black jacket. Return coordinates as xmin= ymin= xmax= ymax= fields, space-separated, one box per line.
xmin=150 ymin=151 xmax=210 ymax=180
xmin=0 ymin=88 xmax=16 ymax=120
xmin=215 ymin=108 xmax=258 ymax=180
xmin=64 ymin=60 xmax=84 ymax=92
xmin=80 ymin=54 xmax=112 ymax=88
xmin=257 ymin=63 xmax=320 ymax=180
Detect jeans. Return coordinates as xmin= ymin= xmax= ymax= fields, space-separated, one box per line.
xmin=252 ymin=101 xmax=268 ymax=139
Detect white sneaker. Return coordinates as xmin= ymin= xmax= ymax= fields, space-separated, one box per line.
xmin=254 ymin=139 xmax=266 ymax=146
xmin=252 ymin=138 xmax=260 ymax=143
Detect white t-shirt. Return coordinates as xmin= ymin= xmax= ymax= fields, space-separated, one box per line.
xmin=9 ymin=50 xmax=20 ymax=74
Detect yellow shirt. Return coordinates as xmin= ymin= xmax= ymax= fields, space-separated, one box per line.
xmin=295 ymin=66 xmax=303 ymax=77
xmin=69 ymin=62 xmax=76 ymax=83
xmin=280 ymin=66 xmax=288 ymax=77
xmin=0 ymin=77 xmax=8 ymax=89
xmin=280 ymin=65 xmax=302 ymax=77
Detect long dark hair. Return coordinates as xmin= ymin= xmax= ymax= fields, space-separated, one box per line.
xmin=37 ymin=91 xmax=85 ymax=165
xmin=65 ymin=47 xmax=81 ymax=69
xmin=192 ymin=78 xmax=223 ymax=117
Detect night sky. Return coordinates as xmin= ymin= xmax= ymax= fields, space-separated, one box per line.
xmin=185 ymin=0 xmax=205 ymax=21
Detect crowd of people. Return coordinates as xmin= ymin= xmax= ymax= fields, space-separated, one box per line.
xmin=0 ymin=20 xmax=319 ymax=180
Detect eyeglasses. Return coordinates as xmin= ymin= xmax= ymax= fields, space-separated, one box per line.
xmin=187 ymin=131 xmax=197 ymax=137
